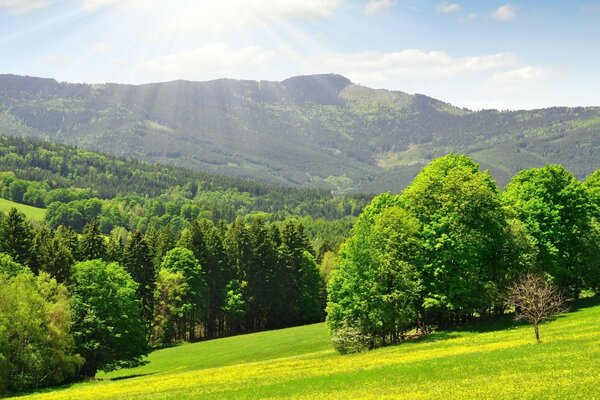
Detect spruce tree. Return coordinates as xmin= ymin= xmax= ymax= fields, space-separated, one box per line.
xmin=0 ymin=208 xmax=34 ymax=267
xmin=78 ymin=220 xmax=106 ymax=261
xmin=123 ymin=230 xmax=155 ymax=324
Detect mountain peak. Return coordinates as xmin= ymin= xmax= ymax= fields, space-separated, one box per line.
xmin=281 ymin=74 xmax=352 ymax=105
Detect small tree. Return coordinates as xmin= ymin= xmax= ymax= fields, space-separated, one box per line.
xmin=508 ymin=273 xmax=566 ymax=344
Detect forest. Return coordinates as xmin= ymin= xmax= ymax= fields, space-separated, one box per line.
xmin=2 ymin=148 xmax=600 ymax=394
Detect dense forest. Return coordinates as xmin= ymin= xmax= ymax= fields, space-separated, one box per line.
xmin=1 ymin=74 xmax=600 ymax=193
xmin=2 ymin=146 xmax=600 ymax=394
xmin=0 ymin=135 xmax=366 ymax=239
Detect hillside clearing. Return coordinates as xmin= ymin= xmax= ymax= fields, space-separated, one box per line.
xmin=0 ymin=198 xmax=46 ymax=220
xmin=14 ymin=297 xmax=600 ymax=400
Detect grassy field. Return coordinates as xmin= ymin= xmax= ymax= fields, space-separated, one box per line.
xmin=0 ymin=198 xmax=46 ymax=220
xmin=14 ymin=298 xmax=600 ymax=400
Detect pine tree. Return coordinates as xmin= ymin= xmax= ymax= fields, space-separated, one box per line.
xmin=33 ymin=224 xmax=74 ymax=282
xmin=78 ymin=220 xmax=107 ymax=261
xmin=0 ymin=208 xmax=34 ymax=267
xmin=123 ymin=230 xmax=155 ymax=324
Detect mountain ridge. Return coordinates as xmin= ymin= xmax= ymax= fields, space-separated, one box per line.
xmin=1 ymin=73 xmax=599 ymax=193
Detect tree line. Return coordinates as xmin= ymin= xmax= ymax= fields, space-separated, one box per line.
xmin=327 ymin=154 xmax=600 ymax=353
xmin=0 ymin=210 xmax=324 ymax=394
xmin=0 ymin=134 xmax=368 ymax=220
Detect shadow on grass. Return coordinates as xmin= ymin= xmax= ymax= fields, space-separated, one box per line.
xmin=442 ymin=294 xmax=600 ymax=336
xmin=6 ymin=373 xmax=157 ymax=398
xmin=108 ymin=372 xmax=156 ymax=381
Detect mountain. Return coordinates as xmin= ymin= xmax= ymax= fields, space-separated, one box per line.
xmin=1 ymin=73 xmax=599 ymax=193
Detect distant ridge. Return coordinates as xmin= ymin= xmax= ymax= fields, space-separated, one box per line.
xmin=0 ymin=73 xmax=599 ymax=193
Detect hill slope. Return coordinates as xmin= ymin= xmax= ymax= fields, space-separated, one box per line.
xmin=0 ymin=198 xmax=45 ymax=220
xmin=1 ymin=74 xmax=600 ymax=192
xmin=16 ymin=298 xmax=600 ymax=399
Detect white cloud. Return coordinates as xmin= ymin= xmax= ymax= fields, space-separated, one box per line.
xmin=139 ymin=42 xmax=297 ymax=81
xmin=436 ymin=3 xmax=462 ymax=14
xmin=491 ymin=4 xmax=517 ymax=22
xmin=0 ymin=0 xmax=48 ymax=14
xmin=459 ymin=13 xmax=476 ymax=22
xmin=319 ymin=49 xmax=517 ymax=81
xmin=162 ymin=0 xmax=343 ymax=33
xmin=491 ymin=66 xmax=554 ymax=85
xmin=365 ymin=0 xmax=394 ymax=16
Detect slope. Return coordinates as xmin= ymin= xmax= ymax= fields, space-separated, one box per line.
xmin=15 ymin=297 xmax=600 ymax=400
xmin=1 ymin=74 xmax=600 ymax=192
xmin=0 ymin=198 xmax=46 ymax=220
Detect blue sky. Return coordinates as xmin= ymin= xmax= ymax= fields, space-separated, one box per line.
xmin=1 ymin=0 xmax=599 ymax=110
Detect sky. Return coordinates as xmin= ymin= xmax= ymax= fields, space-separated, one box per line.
xmin=1 ymin=0 xmax=599 ymax=110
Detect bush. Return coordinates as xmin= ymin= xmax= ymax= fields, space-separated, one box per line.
xmin=330 ymin=324 xmax=372 ymax=355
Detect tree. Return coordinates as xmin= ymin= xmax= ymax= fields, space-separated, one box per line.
xmin=70 ymin=260 xmax=148 ymax=377
xmin=152 ymin=268 xmax=187 ymax=347
xmin=504 ymin=165 xmax=597 ymax=296
xmin=400 ymin=154 xmax=508 ymax=325
xmin=0 ymin=208 xmax=34 ymax=267
xmin=159 ymin=247 xmax=207 ymax=341
xmin=279 ymin=220 xmax=316 ymax=325
xmin=326 ymin=195 xmax=420 ymax=349
xmin=0 ymin=271 xmax=82 ymax=393
xmin=33 ymin=225 xmax=75 ymax=283
xmin=123 ymin=230 xmax=155 ymax=324
xmin=78 ymin=220 xmax=106 ymax=261
xmin=0 ymin=252 xmax=27 ymax=277
xmin=508 ymin=273 xmax=566 ymax=343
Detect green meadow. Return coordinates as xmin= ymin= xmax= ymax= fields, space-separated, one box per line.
xmin=0 ymin=198 xmax=45 ymax=221
xmin=14 ymin=297 xmax=600 ymax=400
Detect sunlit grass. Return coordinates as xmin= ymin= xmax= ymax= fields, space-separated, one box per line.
xmin=14 ymin=298 xmax=600 ymax=399
xmin=0 ymin=198 xmax=46 ymax=221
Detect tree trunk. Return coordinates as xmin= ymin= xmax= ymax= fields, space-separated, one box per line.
xmin=534 ymin=323 xmax=540 ymax=344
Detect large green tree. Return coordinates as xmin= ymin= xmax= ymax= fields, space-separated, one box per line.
xmin=504 ymin=165 xmax=599 ymax=295
xmin=70 ymin=260 xmax=148 ymax=377
xmin=326 ymin=194 xmax=420 ymax=348
xmin=399 ymin=154 xmax=509 ymax=324
xmin=0 ymin=270 xmax=82 ymax=393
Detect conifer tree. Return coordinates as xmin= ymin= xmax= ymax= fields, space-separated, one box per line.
xmin=0 ymin=208 xmax=34 ymax=267
xmin=78 ymin=220 xmax=106 ymax=261
xmin=123 ymin=230 xmax=155 ymax=324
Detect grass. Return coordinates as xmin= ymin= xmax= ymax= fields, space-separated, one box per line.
xmin=13 ymin=298 xmax=600 ymax=400
xmin=0 ymin=198 xmax=46 ymax=220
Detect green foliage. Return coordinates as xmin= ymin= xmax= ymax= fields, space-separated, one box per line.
xmin=0 ymin=207 xmax=35 ymax=267
xmin=70 ymin=260 xmax=148 ymax=377
xmin=152 ymin=268 xmax=187 ymax=347
xmin=123 ymin=230 xmax=155 ymax=323
xmin=0 ymin=271 xmax=82 ymax=393
xmin=400 ymin=154 xmax=509 ymax=321
xmin=160 ymin=247 xmax=207 ymax=341
xmin=327 ymin=194 xmax=420 ymax=347
xmin=0 ymin=252 xmax=27 ymax=277
xmin=78 ymin=220 xmax=106 ymax=261
xmin=503 ymin=165 xmax=599 ymax=294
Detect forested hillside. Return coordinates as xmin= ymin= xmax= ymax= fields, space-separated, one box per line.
xmin=1 ymin=74 xmax=599 ymax=193
xmin=0 ymin=135 xmax=366 ymax=235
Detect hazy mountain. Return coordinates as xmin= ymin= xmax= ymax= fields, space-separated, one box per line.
xmin=1 ymin=73 xmax=599 ymax=193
